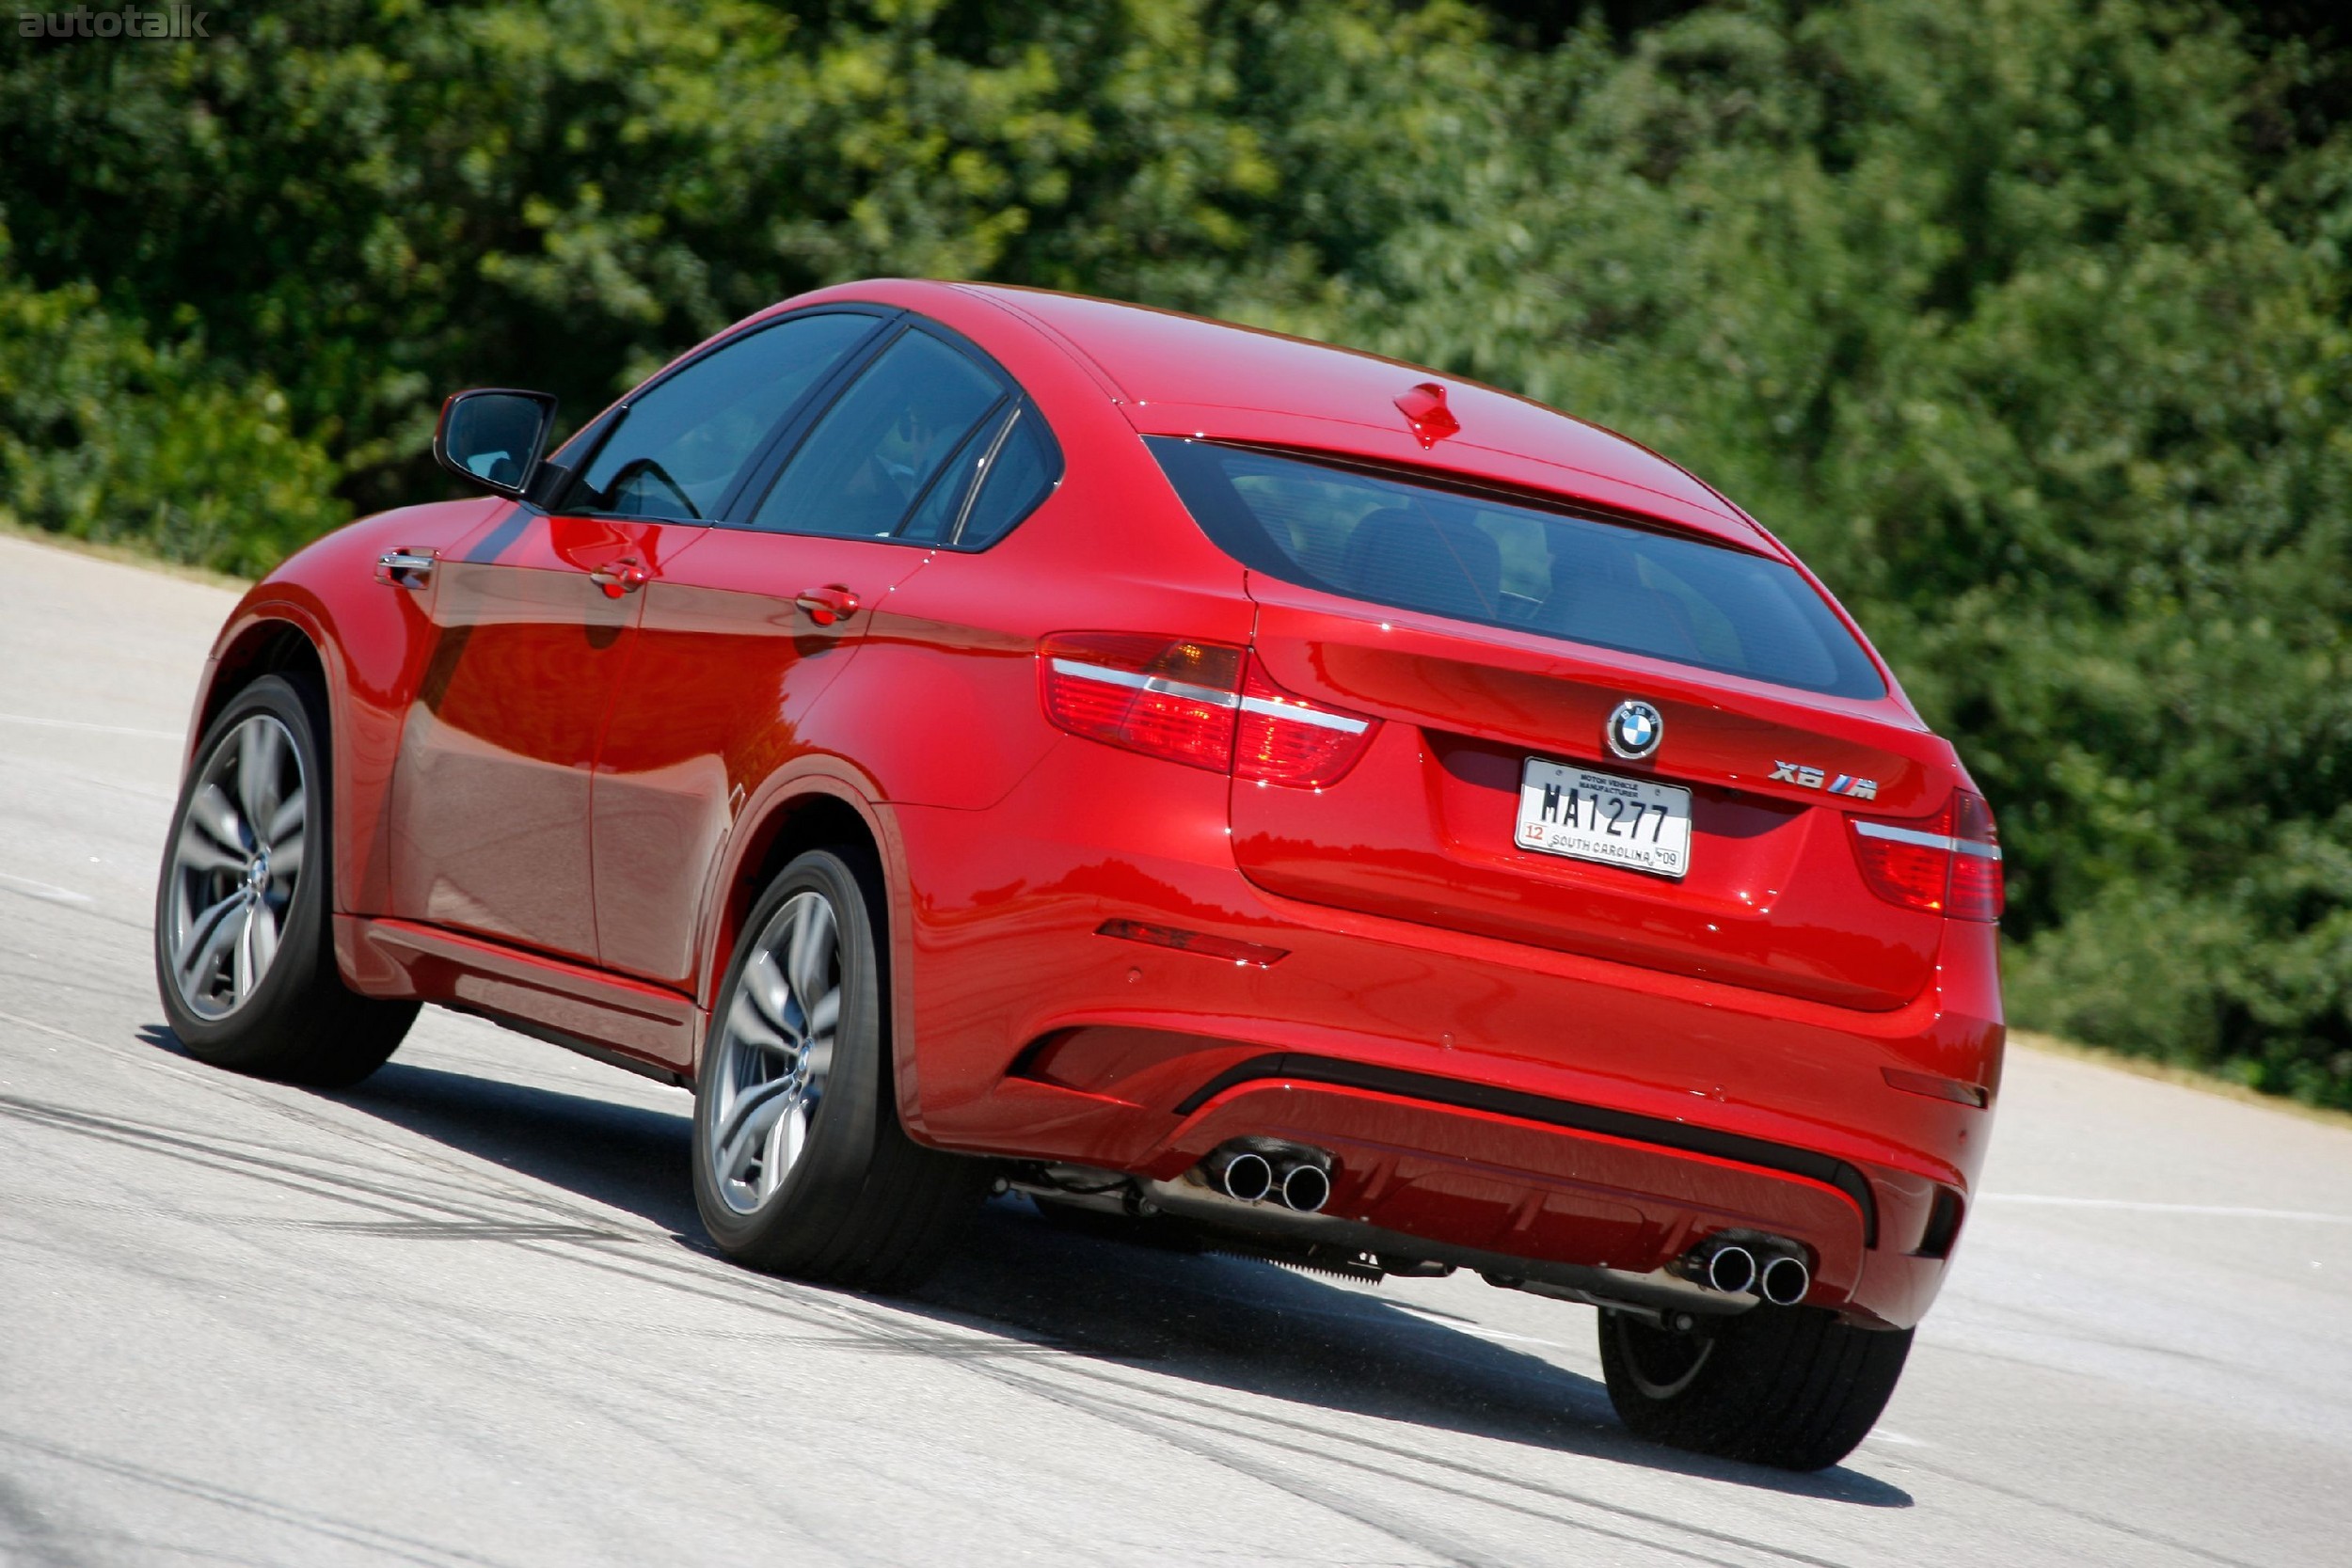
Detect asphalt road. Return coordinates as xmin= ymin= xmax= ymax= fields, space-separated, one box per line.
xmin=3 ymin=530 xmax=2349 ymax=1568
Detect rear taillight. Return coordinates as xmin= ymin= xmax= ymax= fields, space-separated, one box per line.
xmin=1234 ymin=657 xmax=1377 ymax=787
xmin=1040 ymin=633 xmax=1377 ymax=786
xmin=1040 ymin=633 xmax=1243 ymax=771
xmin=1848 ymin=790 xmax=2003 ymax=922
xmin=1946 ymin=791 xmax=2003 ymax=921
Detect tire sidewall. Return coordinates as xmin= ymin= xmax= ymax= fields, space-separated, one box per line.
xmin=691 ymin=848 xmax=888 ymax=1258
xmin=153 ymin=674 xmax=333 ymax=1063
xmin=1598 ymin=1305 xmax=1913 ymax=1470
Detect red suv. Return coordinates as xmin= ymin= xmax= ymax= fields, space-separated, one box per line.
xmin=155 ymin=281 xmax=2003 ymax=1470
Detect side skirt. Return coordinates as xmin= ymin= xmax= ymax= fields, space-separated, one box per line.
xmin=336 ymin=914 xmax=702 ymax=1078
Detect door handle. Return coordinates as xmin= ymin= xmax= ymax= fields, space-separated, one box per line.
xmin=375 ymin=548 xmax=437 ymax=590
xmin=793 ymin=585 xmax=861 ymax=626
xmin=588 ymin=560 xmax=649 ymax=599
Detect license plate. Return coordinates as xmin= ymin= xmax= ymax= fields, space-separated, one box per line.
xmin=1515 ymin=758 xmax=1692 ymax=879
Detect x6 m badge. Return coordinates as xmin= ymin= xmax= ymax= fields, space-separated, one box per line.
xmin=1771 ymin=760 xmax=1878 ymax=800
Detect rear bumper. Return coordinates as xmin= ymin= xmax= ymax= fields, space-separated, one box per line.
xmin=891 ymin=743 xmax=2002 ymax=1331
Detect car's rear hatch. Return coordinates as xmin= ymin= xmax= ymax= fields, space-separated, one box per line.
xmin=1148 ymin=436 xmax=1963 ymax=1012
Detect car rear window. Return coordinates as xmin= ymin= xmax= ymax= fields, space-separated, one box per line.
xmin=1149 ymin=438 xmax=1884 ymax=700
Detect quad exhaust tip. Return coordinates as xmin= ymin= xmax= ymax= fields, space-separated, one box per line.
xmin=1759 ymin=1253 xmax=1811 ymax=1307
xmin=1278 ymin=1161 xmax=1331 ymax=1214
xmin=1703 ymin=1243 xmax=1757 ymax=1295
xmin=1684 ymin=1234 xmax=1812 ymax=1304
xmin=1195 ymin=1143 xmax=1335 ymax=1212
xmin=1203 ymin=1148 xmax=1275 ymax=1204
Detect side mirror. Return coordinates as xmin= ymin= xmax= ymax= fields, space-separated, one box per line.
xmin=433 ymin=388 xmax=558 ymax=499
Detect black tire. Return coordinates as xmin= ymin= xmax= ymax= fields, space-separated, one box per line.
xmin=153 ymin=673 xmax=418 ymax=1087
xmin=1598 ymin=1305 xmax=1914 ymax=1471
xmin=691 ymin=847 xmax=986 ymax=1292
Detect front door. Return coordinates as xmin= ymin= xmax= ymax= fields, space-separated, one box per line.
xmin=389 ymin=307 xmax=885 ymax=965
xmin=386 ymin=511 xmax=658 ymax=959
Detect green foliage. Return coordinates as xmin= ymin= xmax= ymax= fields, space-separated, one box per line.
xmin=0 ymin=239 xmax=350 ymax=575
xmin=1 ymin=0 xmax=2346 ymax=1101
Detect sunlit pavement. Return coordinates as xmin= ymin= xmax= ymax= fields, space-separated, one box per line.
xmin=3 ymin=530 xmax=2347 ymax=1567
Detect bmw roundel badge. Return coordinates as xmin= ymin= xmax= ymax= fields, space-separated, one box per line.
xmin=1604 ymin=700 xmax=1664 ymax=761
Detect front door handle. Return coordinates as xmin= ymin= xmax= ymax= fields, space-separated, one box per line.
xmin=375 ymin=548 xmax=437 ymax=590
xmin=588 ymin=560 xmax=649 ymax=599
xmin=793 ymin=585 xmax=861 ymax=626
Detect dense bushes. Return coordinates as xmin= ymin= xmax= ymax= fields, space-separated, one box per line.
xmin=0 ymin=245 xmax=349 ymax=573
xmin=2 ymin=0 xmax=2346 ymax=1101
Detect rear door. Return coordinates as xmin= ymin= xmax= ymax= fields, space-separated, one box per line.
xmin=591 ymin=322 xmax=1025 ymax=986
xmin=1151 ymin=438 xmax=1962 ymax=1011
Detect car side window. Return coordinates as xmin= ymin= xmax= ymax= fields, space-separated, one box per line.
xmin=954 ymin=407 xmax=1059 ymax=549
xmin=560 ymin=312 xmax=876 ymax=522
xmin=749 ymin=328 xmax=1005 ymax=538
xmin=898 ymin=412 xmax=1004 ymax=545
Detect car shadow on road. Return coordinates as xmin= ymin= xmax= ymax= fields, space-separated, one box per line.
xmin=143 ymin=1028 xmax=1912 ymax=1510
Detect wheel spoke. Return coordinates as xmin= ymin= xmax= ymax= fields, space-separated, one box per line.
xmin=247 ymin=899 xmax=281 ymax=981
xmin=716 ymin=1077 xmax=798 ymax=1185
xmin=231 ymin=903 xmax=258 ymax=1000
xmin=745 ymin=948 xmax=795 ymax=1039
xmin=774 ymin=1102 xmax=808 ymax=1184
xmin=174 ymin=817 xmax=245 ymax=877
xmin=800 ymin=1037 xmax=834 ymax=1092
xmin=178 ymin=891 xmax=247 ymax=987
xmin=804 ymin=986 xmax=840 ymax=1043
xmin=724 ymin=986 xmax=789 ymax=1057
xmin=236 ymin=720 xmax=287 ymax=832
xmin=783 ymin=894 xmax=836 ymax=1008
xmin=266 ymin=788 xmax=306 ymax=848
xmin=187 ymin=784 xmax=250 ymax=859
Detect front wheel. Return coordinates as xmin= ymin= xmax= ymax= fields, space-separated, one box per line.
xmin=1598 ymin=1305 xmax=1914 ymax=1471
xmin=154 ymin=673 xmax=417 ymax=1086
xmin=691 ymin=847 xmax=986 ymax=1291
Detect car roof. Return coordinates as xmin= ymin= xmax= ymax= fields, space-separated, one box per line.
xmin=946 ymin=282 xmax=1771 ymax=552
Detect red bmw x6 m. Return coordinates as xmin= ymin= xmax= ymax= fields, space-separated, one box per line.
xmin=155 ymin=280 xmax=2003 ymax=1470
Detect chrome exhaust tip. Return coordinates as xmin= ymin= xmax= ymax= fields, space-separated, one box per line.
xmin=1277 ymin=1162 xmax=1331 ymax=1213
xmin=1758 ymin=1253 xmax=1811 ymax=1307
xmin=1703 ymin=1243 xmax=1757 ymax=1295
xmin=1202 ymin=1148 xmax=1274 ymax=1204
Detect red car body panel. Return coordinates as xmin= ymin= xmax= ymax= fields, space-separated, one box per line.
xmin=190 ymin=278 xmax=2003 ymax=1331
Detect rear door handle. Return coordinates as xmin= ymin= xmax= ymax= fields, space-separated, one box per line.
xmin=375 ymin=548 xmax=437 ymax=590
xmin=793 ymin=585 xmax=860 ymax=626
xmin=588 ymin=560 xmax=649 ymax=599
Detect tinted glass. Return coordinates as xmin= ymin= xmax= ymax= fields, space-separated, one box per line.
xmin=751 ymin=329 xmax=1003 ymax=538
xmin=899 ymin=411 xmax=1003 ymax=545
xmin=958 ymin=409 xmax=1057 ymax=549
xmin=563 ymin=312 xmax=874 ymax=520
xmin=1151 ymin=438 xmax=1883 ymax=699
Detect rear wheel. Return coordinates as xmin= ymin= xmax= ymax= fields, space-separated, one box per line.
xmin=1598 ymin=1305 xmax=1914 ymax=1471
xmin=691 ymin=847 xmax=986 ymax=1291
xmin=154 ymin=673 xmax=417 ymax=1086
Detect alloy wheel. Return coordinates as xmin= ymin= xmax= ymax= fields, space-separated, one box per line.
xmin=707 ymin=890 xmax=842 ymax=1214
xmin=164 ymin=713 xmax=308 ymax=1021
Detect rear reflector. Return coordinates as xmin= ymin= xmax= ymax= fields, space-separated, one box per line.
xmin=1041 ymin=633 xmax=1377 ymax=786
xmin=1881 ymin=1067 xmax=1991 ymax=1108
xmin=1097 ymin=919 xmax=1290 ymax=967
xmin=1848 ymin=790 xmax=2003 ymax=922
